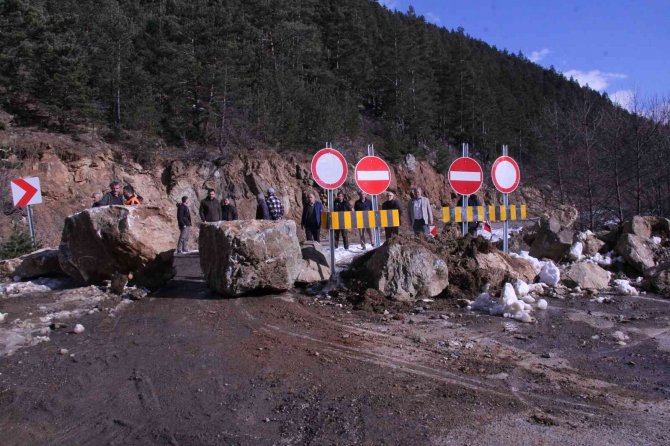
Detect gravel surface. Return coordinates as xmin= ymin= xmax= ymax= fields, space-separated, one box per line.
xmin=1 ymin=255 xmax=669 ymax=445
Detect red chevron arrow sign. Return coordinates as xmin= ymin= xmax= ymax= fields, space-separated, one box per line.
xmin=11 ymin=177 xmax=43 ymax=207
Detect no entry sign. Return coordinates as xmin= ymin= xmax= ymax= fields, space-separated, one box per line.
xmin=311 ymin=148 xmax=348 ymax=189
xmin=11 ymin=177 xmax=42 ymax=206
xmin=355 ymin=156 xmax=391 ymax=195
xmin=448 ymin=157 xmax=483 ymax=195
xmin=491 ymin=155 xmax=520 ymax=194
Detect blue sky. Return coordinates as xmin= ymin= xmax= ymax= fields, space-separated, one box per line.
xmin=377 ymin=0 xmax=669 ymax=110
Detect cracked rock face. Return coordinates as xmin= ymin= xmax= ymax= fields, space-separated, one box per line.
xmin=58 ymin=206 xmax=177 ymax=289
xmin=199 ymin=220 xmax=302 ymax=296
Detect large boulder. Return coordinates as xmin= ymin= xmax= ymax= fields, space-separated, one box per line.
xmin=644 ymin=261 xmax=670 ymax=297
xmin=296 ymin=241 xmax=331 ymax=284
xmin=362 ymin=238 xmax=449 ymax=301
xmin=543 ymin=204 xmax=579 ymax=230
xmin=199 ymin=220 xmax=302 ymax=296
xmin=581 ymin=233 xmax=606 ymax=257
xmin=529 ymin=218 xmax=575 ymax=262
xmin=562 ymin=262 xmax=610 ymax=290
xmin=475 ymin=251 xmax=537 ymax=289
xmin=615 ymin=233 xmax=655 ymax=273
xmin=622 ymin=216 xmax=653 ymax=239
xmin=59 ymin=206 xmax=177 ymax=288
xmin=622 ymin=216 xmax=670 ymax=239
xmin=0 ymin=248 xmax=63 ymax=279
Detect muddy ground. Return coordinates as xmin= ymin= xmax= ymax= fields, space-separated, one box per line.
xmin=1 ymin=255 xmax=669 ymax=445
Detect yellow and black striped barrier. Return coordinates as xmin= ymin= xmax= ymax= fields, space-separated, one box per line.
xmin=443 ymin=205 xmax=527 ymax=223
xmin=320 ymin=210 xmax=400 ymax=230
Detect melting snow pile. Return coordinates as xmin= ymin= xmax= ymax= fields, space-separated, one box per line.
xmin=568 ymin=242 xmax=584 ymax=261
xmin=613 ymin=279 xmax=639 ymax=296
xmin=0 ymin=277 xmax=71 ymax=297
xmin=469 ymin=279 xmax=548 ymax=323
xmin=539 ymin=261 xmax=561 ymax=286
xmin=510 ymin=251 xmax=544 ymax=274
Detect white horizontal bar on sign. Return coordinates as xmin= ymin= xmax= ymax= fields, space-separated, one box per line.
xmin=449 ymin=171 xmax=481 ymax=182
xmin=357 ymin=171 xmax=390 ymax=181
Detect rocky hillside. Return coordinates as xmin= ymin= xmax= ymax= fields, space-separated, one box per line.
xmin=0 ymin=127 xmax=554 ymax=249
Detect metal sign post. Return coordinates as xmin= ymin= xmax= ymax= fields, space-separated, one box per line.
xmin=502 ymin=144 xmax=509 ymax=254
xmin=461 ymin=143 xmax=469 ymax=236
xmin=27 ymin=205 xmax=36 ymax=247
xmin=327 ymin=142 xmax=336 ymax=278
xmin=367 ymin=144 xmax=382 ymax=247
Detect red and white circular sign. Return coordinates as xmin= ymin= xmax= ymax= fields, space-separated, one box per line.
xmin=355 ymin=156 xmax=391 ymax=195
xmin=311 ymin=148 xmax=348 ymax=189
xmin=448 ymin=157 xmax=483 ymax=195
xmin=491 ymin=156 xmax=520 ymax=194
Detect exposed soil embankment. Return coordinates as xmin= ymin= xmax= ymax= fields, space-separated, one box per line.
xmin=1 ymin=127 xmax=551 ymax=248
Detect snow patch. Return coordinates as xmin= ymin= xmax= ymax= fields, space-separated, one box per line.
xmin=539 ymin=261 xmax=560 ymax=286
xmin=613 ymin=279 xmax=639 ymax=296
xmin=568 ymin=242 xmax=583 ymax=261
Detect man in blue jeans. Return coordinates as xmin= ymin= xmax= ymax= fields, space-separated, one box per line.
xmin=408 ymin=187 xmax=433 ymax=235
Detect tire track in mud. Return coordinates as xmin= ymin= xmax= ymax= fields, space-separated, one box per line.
xmin=233 ymin=299 xmax=604 ymax=418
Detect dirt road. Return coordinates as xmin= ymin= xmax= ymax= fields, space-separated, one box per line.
xmin=1 ymin=255 xmax=669 ymax=445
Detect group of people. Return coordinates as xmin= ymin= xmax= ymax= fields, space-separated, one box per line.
xmin=176 ymin=188 xmax=285 ymax=253
xmin=91 ymin=181 xmax=143 ymax=207
xmin=91 ymin=181 xmax=471 ymax=254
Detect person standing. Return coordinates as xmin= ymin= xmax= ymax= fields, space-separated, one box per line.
xmin=382 ymin=190 xmax=402 ymax=239
xmin=221 ymin=197 xmax=238 ymax=221
xmin=354 ymin=191 xmax=373 ymax=248
xmin=408 ymin=187 xmax=433 ymax=235
xmin=457 ymin=194 xmax=482 ymax=235
xmin=176 ymin=196 xmax=192 ymax=254
xmin=91 ymin=192 xmax=103 ymax=207
xmin=199 ymin=189 xmax=222 ymax=222
xmin=300 ymin=193 xmax=324 ymax=242
xmin=97 ymin=181 xmax=125 ymax=206
xmin=265 ymin=188 xmax=284 ymax=220
xmin=333 ymin=191 xmax=351 ymax=250
xmin=256 ymin=193 xmax=270 ymax=219
xmin=123 ymin=185 xmax=142 ymax=205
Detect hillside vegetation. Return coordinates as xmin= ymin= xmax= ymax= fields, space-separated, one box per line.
xmin=1 ymin=0 xmax=669 ymax=226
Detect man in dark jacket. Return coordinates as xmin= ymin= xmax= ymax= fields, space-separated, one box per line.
xmin=199 ymin=189 xmax=222 ymax=222
xmin=176 ymin=196 xmax=192 ymax=254
xmin=333 ymin=191 xmax=351 ymax=249
xmin=301 ymin=193 xmax=324 ymax=242
xmin=354 ymin=191 xmax=373 ymax=248
xmin=256 ymin=193 xmax=270 ymax=220
xmin=457 ymin=194 xmax=482 ymax=235
xmin=221 ymin=197 xmax=238 ymax=221
xmin=382 ymin=190 xmax=402 ymax=240
xmin=97 ymin=181 xmax=124 ymax=206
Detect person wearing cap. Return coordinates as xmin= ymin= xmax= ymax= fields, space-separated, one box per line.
xmin=97 ymin=181 xmax=125 ymax=206
xmin=265 ymin=187 xmax=284 ymax=220
xmin=382 ymin=190 xmax=402 ymax=240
